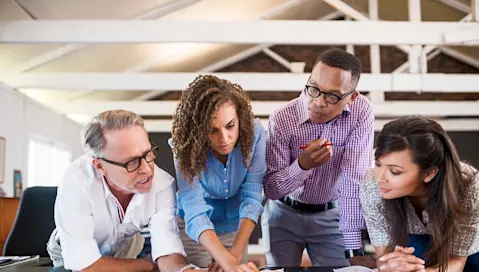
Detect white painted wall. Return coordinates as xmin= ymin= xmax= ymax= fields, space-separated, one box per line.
xmin=0 ymin=83 xmax=83 ymax=197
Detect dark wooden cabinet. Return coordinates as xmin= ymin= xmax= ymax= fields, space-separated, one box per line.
xmin=0 ymin=197 xmax=20 ymax=255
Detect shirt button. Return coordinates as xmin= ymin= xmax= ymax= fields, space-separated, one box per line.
xmin=224 ymin=179 xmax=227 ymax=183
xmin=223 ymin=168 xmax=226 ymax=172
xmin=225 ymin=189 xmax=228 ymax=192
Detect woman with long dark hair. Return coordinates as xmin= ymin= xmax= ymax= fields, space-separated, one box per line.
xmin=360 ymin=116 xmax=479 ymax=272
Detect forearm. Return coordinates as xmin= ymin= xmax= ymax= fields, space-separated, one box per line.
xmin=425 ymin=256 xmax=467 ymax=272
xmin=264 ymin=159 xmax=313 ymax=199
xmin=339 ymin=196 xmax=363 ymax=249
xmin=199 ymin=230 xmax=238 ymax=270
xmin=156 ymin=253 xmax=189 ymax=272
xmin=82 ymin=257 xmax=154 ymax=272
xmin=231 ymin=218 xmax=256 ymax=259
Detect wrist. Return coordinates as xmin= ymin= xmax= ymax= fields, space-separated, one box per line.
xmin=178 ymin=264 xmax=201 ymax=272
xmin=297 ymin=158 xmax=310 ymax=171
xmin=223 ymin=254 xmax=241 ymax=272
xmin=230 ymin=246 xmax=243 ymax=259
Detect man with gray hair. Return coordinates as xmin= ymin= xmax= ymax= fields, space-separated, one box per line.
xmin=46 ymin=110 xmax=195 ymax=272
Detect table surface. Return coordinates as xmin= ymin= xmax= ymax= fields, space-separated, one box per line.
xmin=4 ymin=268 xmax=345 ymax=272
xmin=1 ymin=258 xmax=344 ymax=272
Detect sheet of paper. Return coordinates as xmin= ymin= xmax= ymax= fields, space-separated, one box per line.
xmin=333 ymin=266 xmax=378 ymax=272
xmin=261 ymin=269 xmax=284 ymax=272
xmin=0 ymin=256 xmax=33 ymax=261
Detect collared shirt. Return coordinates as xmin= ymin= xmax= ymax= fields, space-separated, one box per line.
xmin=264 ymin=91 xmax=374 ymax=249
xmin=169 ymin=118 xmax=266 ymax=243
xmin=360 ymin=164 xmax=479 ymax=257
xmin=54 ymin=154 xmax=185 ymax=271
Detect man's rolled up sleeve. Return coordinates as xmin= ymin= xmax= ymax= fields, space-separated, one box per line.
xmin=55 ymin=184 xmax=102 ymax=271
xmin=149 ymin=181 xmax=186 ymax=262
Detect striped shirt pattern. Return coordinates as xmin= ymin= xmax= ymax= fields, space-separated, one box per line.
xmin=264 ymin=91 xmax=374 ymax=249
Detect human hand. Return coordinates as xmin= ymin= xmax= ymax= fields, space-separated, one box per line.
xmin=227 ymin=262 xmax=260 ymax=272
xmin=298 ymin=138 xmax=333 ymax=170
xmin=208 ymin=262 xmax=221 ymax=272
xmin=378 ymin=246 xmax=426 ymax=272
xmin=209 ymin=262 xmax=259 ymax=272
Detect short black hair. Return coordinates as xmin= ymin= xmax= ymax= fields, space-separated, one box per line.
xmin=313 ymin=48 xmax=362 ymax=85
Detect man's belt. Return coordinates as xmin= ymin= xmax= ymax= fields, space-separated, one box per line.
xmin=279 ymin=196 xmax=338 ymax=213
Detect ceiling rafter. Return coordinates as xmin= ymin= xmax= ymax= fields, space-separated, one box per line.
xmin=52 ymin=100 xmax=479 ymax=117
xmin=4 ymin=72 xmax=479 ymax=92
xmin=142 ymin=119 xmax=479 ymax=132
xmin=7 ymin=0 xmax=203 ymax=73
xmin=131 ymin=10 xmax=342 ymax=101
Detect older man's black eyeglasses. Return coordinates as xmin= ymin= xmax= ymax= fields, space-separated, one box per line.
xmin=305 ymin=77 xmax=355 ymax=105
xmin=98 ymin=145 xmax=159 ymax=173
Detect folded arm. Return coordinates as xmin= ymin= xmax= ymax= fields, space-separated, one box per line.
xmin=263 ymin=117 xmax=313 ymax=199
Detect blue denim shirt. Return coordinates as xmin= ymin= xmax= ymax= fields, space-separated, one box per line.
xmin=169 ymin=118 xmax=266 ymax=243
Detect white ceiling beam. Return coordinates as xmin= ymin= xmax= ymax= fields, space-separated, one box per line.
xmin=52 ymin=100 xmax=479 ymax=117
xmin=131 ymin=11 xmax=343 ymax=101
xmin=7 ymin=0 xmax=202 ymax=73
xmin=394 ymin=48 xmax=441 ymax=73
xmin=409 ymin=0 xmax=423 ymax=74
xmin=322 ymin=0 xmax=411 ymax=53
xmin=126 ymin=0 xmax=310 ymax=75
xmin=393 ymin=13 xmax=473 ymax=73
xmin=368 ymin=0 xmax=383 ymax=103
xmin=473 ymin=0 xmax=479 ymax=21
xmin=345 ymin=16 xmax=355 ymax=54
xmin=440 ymin=46 xmax=479 ymax=69
xmin=127 ymin=0 xmax=318 ymax=101
xmin=1 ymin=20 xmax=476 ymax=45
xmin=4 ymin=72 xmax=479 ymax=92
xmin=141 ymin=119 xmax=479 ymax=132
xmin=132 ymin=0 xmax=202 ymax=20
xmin=262 ymin=48 xmax=292 ymax=71
xmin=443 ymin=25 xmax=479 ymax=45
xmin=436 ymin=0 xmax=471 ymax=13
xmin=131 ymin=45 xmax=271 ymax=101
xmin=8 ymin=44 xmax=89 ymax=73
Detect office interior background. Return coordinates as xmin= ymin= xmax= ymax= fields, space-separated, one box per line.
xmin=0 ymin=0 xmax=478 ymax=264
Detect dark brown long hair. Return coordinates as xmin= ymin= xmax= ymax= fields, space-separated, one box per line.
xmin=171 ymin=75 xmax=255 ymax=183
xmin=375 ymin=116 xmax=474 ymax=272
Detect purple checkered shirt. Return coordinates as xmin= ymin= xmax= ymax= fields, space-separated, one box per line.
xmin=264 ymin=91 xmax=374 ymax=250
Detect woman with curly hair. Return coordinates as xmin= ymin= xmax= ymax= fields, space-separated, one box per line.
xmin=168 ymin=75 xmax=266 ymax=272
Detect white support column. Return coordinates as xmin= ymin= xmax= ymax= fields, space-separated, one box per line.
xmin=345 ymin=16 xmax=355 ymax=54
xmin=393 ymin=48 xmax=440 ymax=73
xmin=419 ymin=47 xmax=428 ymax=73
xmin=368 ymin=0 xmax=384 ymax=102
xmin=323 ymin=0 xmax=411 ymax=54
xmin=473 ymin=0 xmax=479 ymax=21
xmin=408 ymin=0 xmax=422 ymax=73
xmin=392 ymin=13 xmax=472 ymax=73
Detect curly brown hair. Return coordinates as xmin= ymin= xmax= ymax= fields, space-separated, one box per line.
xmin=171 ymin=75 xmax=255 ymax=183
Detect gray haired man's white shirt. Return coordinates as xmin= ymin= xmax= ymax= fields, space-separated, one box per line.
xmin=49 ymin=154 xmax=186 ymax=271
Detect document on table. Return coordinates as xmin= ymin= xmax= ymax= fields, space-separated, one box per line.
xmin=0 ymin=255 xmax=40 ymax=268
xmin=333 ymin=266 xmax=378 ymax=272
xmin=260 ymin=269 xmax=284 ymax=272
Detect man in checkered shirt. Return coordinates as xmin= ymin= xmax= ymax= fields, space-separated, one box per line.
xmin=262 ymin=49 xmax=375 ymax=268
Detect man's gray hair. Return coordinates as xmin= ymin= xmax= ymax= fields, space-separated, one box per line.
xmin=82 ymin=109 xmax=145 ymax=157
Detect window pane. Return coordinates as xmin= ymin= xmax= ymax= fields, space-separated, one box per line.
xmin=28 ymin=138 xmax=72 ymax=187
